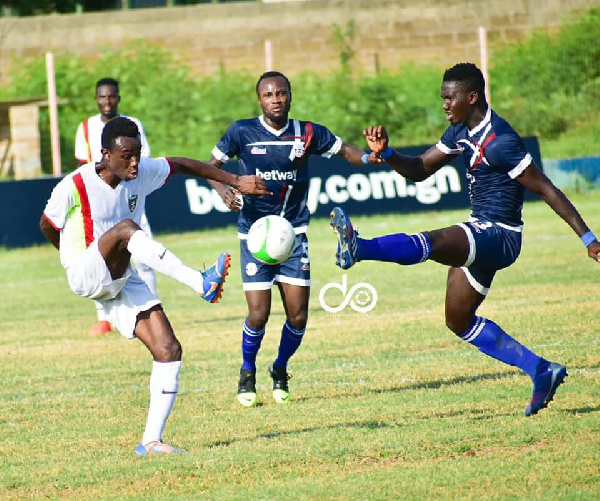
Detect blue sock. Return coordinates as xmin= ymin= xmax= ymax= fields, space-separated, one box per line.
xmin=460 ymin=316 xmax=543 ymax=378
xmin=274 ymin=320 xmax=305 ymax=368
xmin=357 ymin=233 xmax=431 ymax=264
xmin=241 ymin=318 xmax=265 ymax=371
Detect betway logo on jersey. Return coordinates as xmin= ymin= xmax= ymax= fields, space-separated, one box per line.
xmin=255 ymin=168 xmax=297 ymax=182
xmin=184 ymin=165 xmax=462 ymax=215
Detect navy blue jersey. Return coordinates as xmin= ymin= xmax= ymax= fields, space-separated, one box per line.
xmin=436 ymin=108 xmax=533 ymax=227
xmin=213 ymin=116 xmax=342 ymax=235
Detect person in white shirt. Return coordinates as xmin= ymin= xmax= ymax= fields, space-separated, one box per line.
xmin=41 ymin=116 xmax=270 ymax=455
xmin=75 ymin=77 xmax=156 ymax=337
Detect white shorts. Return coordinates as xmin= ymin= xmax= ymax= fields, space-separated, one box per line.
xmin=67 ymin=240 xmax=161 ymax=339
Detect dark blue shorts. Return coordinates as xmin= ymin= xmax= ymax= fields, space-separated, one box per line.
xmin=240 ymin=233 xmax=310 ymax=290
xmin=457 ymin=221 xmax=522 ymax=295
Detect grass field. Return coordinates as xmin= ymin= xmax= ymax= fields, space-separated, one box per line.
xmin=1 ymin=193 xmax=599 ymax=500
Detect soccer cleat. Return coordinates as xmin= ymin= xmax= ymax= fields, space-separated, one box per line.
xmin=268 ymin=363 xmax=292 ymax=404
xmin=524 ymin=361 xmax=568 ymax=417
xmin=237 ymin=369 xmax=257 ymax=407
xmin=90 ymin=320 xmax=112 ymax=337
xmin=330 ymin=206 xmax=359 ymax=270
xmin=134 ymin=441 xmax=186 ymax=456
xmin=201 ymin=252 xmax=231 ymax=303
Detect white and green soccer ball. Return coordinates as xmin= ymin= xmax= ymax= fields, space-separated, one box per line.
xmin=247 ymin=215 xmax=296 ymax=265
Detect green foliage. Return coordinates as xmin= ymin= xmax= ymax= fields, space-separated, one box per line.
xmin=491 ymin=8 xmax=600 ymax=138
xmin=1 ymin=9 xmax=598 ymax=177
xmin=291 ymin=65 xmax=446 ymax=148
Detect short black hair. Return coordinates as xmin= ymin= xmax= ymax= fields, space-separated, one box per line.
xmin=96 ymin=77 xmax=119 ymax=94
xmin=443 ymin=63 xmax=485 ymax=97
xmin=255 ymin=71 xmax=292 ymax=97
xmin=101 ymin=116 xmax=140 ymax=150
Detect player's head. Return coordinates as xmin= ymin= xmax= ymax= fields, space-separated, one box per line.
xmin=441 ymin=63 xmax=487 ymax=126
xmin=256 ymin=71 xmax=291 ymax=99
xmin=101 ymin=116 xmax=139 ymax=150
xmin=95 ymin=77 xmax=120 ymax=120
xmin=256 ymin=71 xmax=292 ymax=127
xmin=101 ymin=117 xmax=142 ymax=180
xmin=443 ymin=63 xmax=485 ymax=97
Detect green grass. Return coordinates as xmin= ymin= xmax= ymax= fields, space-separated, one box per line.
xmin=1 ymin=193 xmax=600 ymax=500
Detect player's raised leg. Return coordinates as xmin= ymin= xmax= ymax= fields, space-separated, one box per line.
xmin=330 ymin=207 xmax=359 ymax=269
xmin=102 ymin=220 xmax=230 ymax=303
xmin=330 ymin=206 xmax=432 ymax=269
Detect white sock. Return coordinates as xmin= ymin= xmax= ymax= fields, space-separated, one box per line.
xmin=127 ymin=230 xmax=204 ymax=294
xmin=141 ymin=360 xmax=182 ymax=445
xmin=94 ymin=300 xmax=107 ymax=321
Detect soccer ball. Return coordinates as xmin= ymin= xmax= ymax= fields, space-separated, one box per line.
xmin=247 ymin=215 xmax=296 ymax=265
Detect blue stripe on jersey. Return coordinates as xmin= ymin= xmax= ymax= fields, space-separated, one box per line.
xmin=437 ymin=108 xmax=532 ymax=227
xmin=214 ymin=116 xmax=340 ymax=234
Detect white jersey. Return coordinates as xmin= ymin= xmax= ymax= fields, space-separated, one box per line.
xmin=42 ymin=157 xmax=171 ymax=270
xmin=75 ymin=114 xmax=151 ymax=163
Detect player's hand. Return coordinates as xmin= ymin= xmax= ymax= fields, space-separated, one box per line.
xmin=587 ymin=241 xmax=600 ymax=263
xmin=219 ymin=187 xmax=243 ymax=212
xmin=235 ymin=175 xmax=272 ymax=197
xmin=363 ymin=125 xmax=389 ymax=154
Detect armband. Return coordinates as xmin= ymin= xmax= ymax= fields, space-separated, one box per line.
xmin=379 ymin=146 xmax=393 ymax=159
xmin=581 ymin=231 xmax=597 ymax=247
xmin=361 ymin=153 xmax=369 ymax=165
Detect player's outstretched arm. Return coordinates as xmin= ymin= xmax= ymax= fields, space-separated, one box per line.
xmin=362 ymin=125 xmax=450 ymax=182
xmin=205 ymin=156 xmax=243 ymax=212
xmin=336 ymin=142 xmax=377 ymax=165
xmin=168 ymin=157 xmax=271 ymax=197
xmin=517 ymin=163 xmax=600 ymax=263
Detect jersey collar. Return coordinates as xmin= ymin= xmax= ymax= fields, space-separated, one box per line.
xmin=259 ymin=115 xmax=290 ymax=136
xmin=468 ymin=107 xmax=491 ymax=137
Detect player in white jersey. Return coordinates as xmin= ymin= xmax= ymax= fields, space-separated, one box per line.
xmin=41 ymin=117 xmax=270 ymax=455
xmin=75 ymin=77 xmax=156 ymax=337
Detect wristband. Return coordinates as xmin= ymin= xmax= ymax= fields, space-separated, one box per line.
xmin=581 ymin=230 xmax=597 ymax=247
xmin=361 ymin=153 xmax=369 ymax=165
xmin=379 ymin=146 xmax=393 ymax=159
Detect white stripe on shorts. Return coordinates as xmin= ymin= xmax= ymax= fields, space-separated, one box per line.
xmin=460 ymin=267 xmax=490 ymax=296
xmin=456 ymin=223 xmax=476 ymax=267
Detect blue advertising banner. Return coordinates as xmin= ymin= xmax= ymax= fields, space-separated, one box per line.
xmin=0 ymin=138 xmax=542 ymax=248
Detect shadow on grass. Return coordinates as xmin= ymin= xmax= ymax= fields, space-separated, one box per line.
xmin=371 ymin=370 xmax=522 ymax=392
xmin=207 ymin=418 xmax=400 ymax=448
xmin=563 ymin=405 xmax=600 ymax=415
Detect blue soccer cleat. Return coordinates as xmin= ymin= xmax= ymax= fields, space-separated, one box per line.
xmin=524 ymin=361 xmax=568 ymax=417
xmin=330 ymin=207 xmax=359 ymax=270
xmin=134 ymin=441 xmax=187 ymax=456
xmin=201 ymin=252 xmax=231 ymax=303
